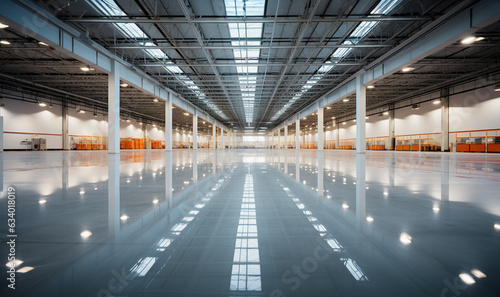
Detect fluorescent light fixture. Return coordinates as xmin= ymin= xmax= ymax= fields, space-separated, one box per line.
xmin=399 ymin=232 xmax=412 ymax=245
xmin=39 ymin=199 xmax=47 ymax=204
xmin=326 ymin=106 xmax=332 ymax=109
xmin=458 ymin=273 xmax=475 ymax=285
xmin=412 ymin=104 xmax=420 ymax=110
xmin=461 ymin=36 xmax=484 ymax=44
xmin=93 ymin=112 xmax=98 ymax=117
xmin=342 ymin=122 xmax=347 ymax=125
xmin=367 ymin=85 xmax=375 ymax=89
xmin=494 ymin=84 xmax=500 ymax=92
xmin=383 ymin=111 xmax=389 ymax=115
xmin=77 ymin=109 xmax=85 ymax=113
xmin=0 ymin=40 xmax=10 ymax=45
xmin=342 ymin=203 xmax=349 ymax=209
xmin=433 ymin=99 xmax=441 ymax=104
xmin=38 ymin=41 xmax=48 ymax=46
xmin=343 ymin=99 xmax=349 ymax=102
xmin=494 ymin=223 xmax=500 ymax=230
xmin=80 ymin=230 xmax=92 ymax=238
xmin=38 ymin=102 xmax=47 ymax=107
xmin=0 ymin=23 xmax=9 ymax=29
xmin=153 ymin=98 xmax=159 ymax=102
xmin=152 ymin=199 xmax=159 ymax=204
xmin=120 ymin=83 xmax=128 ymax=87
xmin=366 ymin=216 xmax=374 ymax=222
xmin=80 ymin=66 xmax=94 ymax=72
xmin=470 ymin=269 xmax=486 ymax=278
xmin=120 ymin=215 xmax=129 ymax=221
xmin=433 ymin=206 xmax=440 ymax=213
xmin=184 ymin=112 xmax=190 ymax=116
xmin=402 ymin=67 xmax=414 ymax=72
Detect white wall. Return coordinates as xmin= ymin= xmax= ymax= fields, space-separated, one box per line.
xmin=340 ymin=121 xmax=357 ymax=139
xmin=450 ymin=85 xmax=500 ymax=132
xmin=146 ymin=125 xmax=165 ymax=141
xmin=2 ymin=99 xmax=62 ymax=149
xmin=367 ymin=117 xmax=389 ymax=137
xmin=68 ymin=108 xmax=108 ymax=137
xmin=395 ymin=100 xmax=441 ymax=135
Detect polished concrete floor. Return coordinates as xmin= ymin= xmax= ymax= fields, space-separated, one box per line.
xmin=0 ymin=149 xmax=499 ymax=296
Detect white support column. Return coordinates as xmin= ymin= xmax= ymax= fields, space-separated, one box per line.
xmin=441 ymin=89 xmax=450 ymax=152
xmin=62 ymin=105 xmax=69 ymax=150
xmin=108 ymin=60 xmax=120 ymax=154
xmin=0 ymin=116 xmax=3 ymax=152
xmin=318 ymin=107 xmax=324 ymax=150
xmin=284 ymin=125 xmax=288 ymax=150
xmin=142 ymin=122 xmax=147 ymax=149
xmin=165 ymin=93 xmax=173 ymax=151
xmin=388 ymin=106 xmax=395 ymax=150
xmin=212 ymin=124 xmax=216 ymax=149
xmin=277 ymin=128 xmax=281 ymax=149
xmin=356 ymin=75 xmax=366 ymax=154
xmin=335 ymin=123 xmax=340 ymax=149
xmin=222 ymin=129 xmax=226 ymax=149
xmin=296 ymin=118 xmax=300 ymax=149
xmin=271 ymin=132 xmax=274 ymax=149
xmin=193 ymin=110 xmax=198 ymax=150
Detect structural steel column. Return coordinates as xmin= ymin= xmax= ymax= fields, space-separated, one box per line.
xmin=0 ymin=116 xmax=3 ymax=152
xmin=108 ymin=60 xmax=120 ymax=154
xmin=296 ymin=118 xmax=300 ymax=149
xmin=62 ymin=104 xmax=69 ymax=150
xmin=388 ymin=105 xmax=395 ymax=150
xmin=212 ymin=124 xmax=216 ymax=149
xmin=222 ymin=129 xmax=226 ymax=149
xmin=318 ymin=107 xmax=324 ymax=150
xmin=284 ymin=125 xmax=288 ymax=150
xmin=193 ymin=110 xmax=198 ymax=150
xmin=335 ymin=123 xmax=340 ymax=149
xmin=165 ymin=93 xmax=172 ymax=151
xmin=441 ymin=89 xmax=450 ymax=152
xmin=277 ymin=128 xmax=281 ymax=149
xmin=356 ymin=75 xmax=366 ymax=154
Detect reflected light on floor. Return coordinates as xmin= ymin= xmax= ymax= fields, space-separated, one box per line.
xmin=459 ymin=273 xmax=475 ymax=285
xmin=399 ymin=232 xmax=412 ymax=245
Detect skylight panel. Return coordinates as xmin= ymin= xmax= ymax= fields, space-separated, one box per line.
xmin=116 ymin=23 xmax=145 ymax=39
xmin=224 ymin=0 xmax=265 ymax=16
xmin=371 ymin=0 xmax=402 ymax=15
xmin=88 ymin=0 xmax=125 ymax=16
xmin=350 ymin=21 xmax=378 ymax=38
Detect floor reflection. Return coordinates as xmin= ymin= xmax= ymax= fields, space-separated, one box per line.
xmin=0 ymin=149 xmax=499 ymax=296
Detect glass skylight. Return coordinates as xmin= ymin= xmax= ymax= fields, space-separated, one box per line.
xmin=272 ymin=0 xmax=402 ymax=121
xmin=225 ymin=0 xmax=265 ymax=125
xmin=88 ymin=0 xmax=226 ymax=118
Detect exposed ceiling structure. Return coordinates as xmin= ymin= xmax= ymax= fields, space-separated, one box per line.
xmin=1 ymin=0 xmax=500 ymax=133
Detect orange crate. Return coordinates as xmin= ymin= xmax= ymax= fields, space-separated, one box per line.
xmin=488 ymin=143 xmax=500 ymax=152
xmin=411 ymin=145 xmax=419 ymax=151
xmin=456 ymin=144 xmax=470 ymax=152
xmin=470 ymin=144 xmax=485 ymax=152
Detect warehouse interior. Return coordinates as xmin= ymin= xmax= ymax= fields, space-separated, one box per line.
xmin=1 ymin=0 xmax=500 ymax=296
